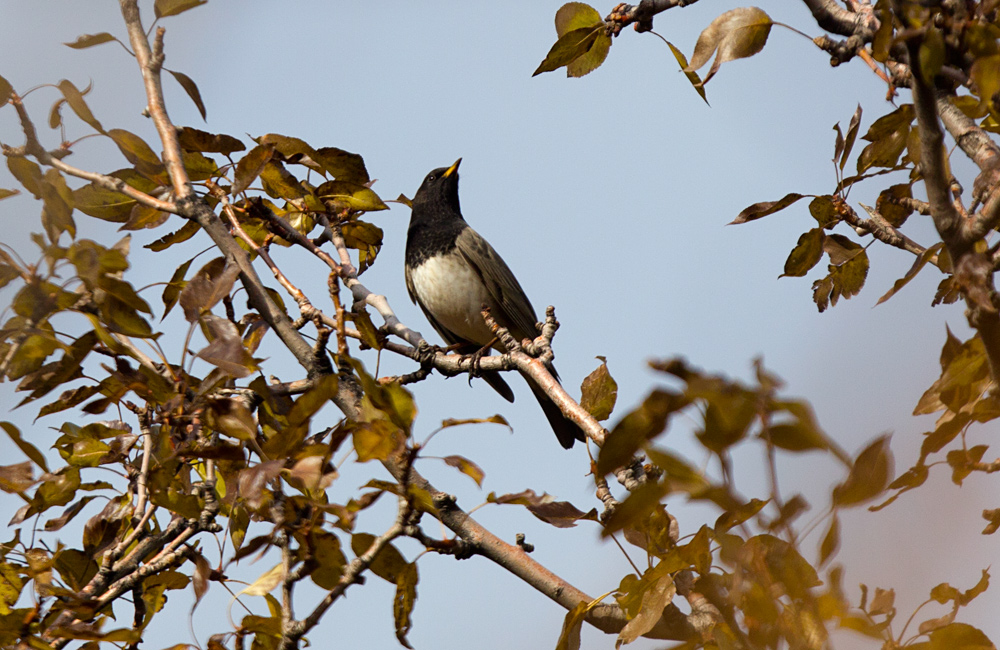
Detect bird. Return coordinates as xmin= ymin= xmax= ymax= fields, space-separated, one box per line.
xmin=404 ymin=158 xmax=586 ymax=449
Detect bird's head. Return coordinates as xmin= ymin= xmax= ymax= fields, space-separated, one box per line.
xmin=411 ymin=158 xmax=462 ymax=215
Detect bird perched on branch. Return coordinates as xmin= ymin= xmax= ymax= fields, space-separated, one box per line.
xmin=404 ymin=159 xmax=585 ymax=449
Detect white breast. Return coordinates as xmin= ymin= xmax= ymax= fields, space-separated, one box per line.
xmin=409 ymin=253 xmax=495 ymax=346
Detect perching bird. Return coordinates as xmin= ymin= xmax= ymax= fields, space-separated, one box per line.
xmin=404 ymin=159 xmax=585 ymax=449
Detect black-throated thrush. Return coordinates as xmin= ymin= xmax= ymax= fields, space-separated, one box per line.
xmin=404 ymin=159 xmax=585 ymax=449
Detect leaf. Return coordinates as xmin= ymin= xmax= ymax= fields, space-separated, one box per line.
xmin=442 ymin=455 xmax=485 ymax=487
xmin=232 ymin=143 xmax=274 ymax=196
xmin=731 ymin=192 xmax=804 ymax=224
xmin=616 ymin=572 xmax=676 ymax=647
xmin=64 ymin=33 xmax=117 ymax=49
xmin=840 ymin=104 xmax=863 ymax=170
xmin=868 ymin=586 xmax=895 ymax=615
xmin=108 ymin=129 xmax=164 ymax=177
xmin=533 ymin=26 xmax=602 ymax=77
xmin=177 ymin=127 xmax=245 ymax=154
xmin=687 ymin=7 xmax=773 ymax=84
xmin=857 ymin=105 xmax=914 ymax=173
xmin=596 ymin=389 xmax=689 ymax=477
xmin=0 ymin=74 xmax=13 ymax=108
xmin=154 ymin=0 xmax=208 ymax=18
xmin=653 ymin=38 xmax=708 ymax=104
xmin=394 ymin=563 xmax=418 ymax=649
xmin=555 ymin=602 xmax=589 ymax=650
xmin=918 ymin=25 xmax=946 ymax=85
xmin=876 ymin=242 xmax=943 ymax=306
xmin=832 ymin=434 xmax=892 ymax=508
xmin=316 ymin=181 xmax=388 ymax=212
xmin=580 ymin=356 xmax=618 ymax=421
xmin=57 ymin=80 xmax=104 ymax=134
xmin=927 ymin=623 xmax=993 ymax=649
xmin=168 ymin=70 xmax=207 ymax=120
xmin=145 ymin=220 xmax=200 ymax=251
xmin=1 ymin=422 xmax=49 ymax=472
xmin=352 ymin=420 xmax=404 ymax=462
xmin=161 ymin=257 xmax=193 ymax=318
xmin=8 ymin=156 xmax=44 ymax=198
xmin=819 ymin=514 xmax=839 ymax=566
xmin=780 ymin=228 xmax=825 ymax=278
xmin=241 ymin=564 xmax=284 ymax=597
xmin=875 ymin=183 xmax=915 ymax=227
xmin=351 ymin=533 xmax=407 ymax=583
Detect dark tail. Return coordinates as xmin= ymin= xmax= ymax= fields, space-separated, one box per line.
xmin=526 ymin=373 xmax=586 ymax=449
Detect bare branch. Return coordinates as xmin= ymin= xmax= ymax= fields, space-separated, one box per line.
xmin=605 ymin=0 xmax=701 ymax=35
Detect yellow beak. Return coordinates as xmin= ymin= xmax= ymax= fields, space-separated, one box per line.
xmin=443 ymin=158 xmax=462 ymax=178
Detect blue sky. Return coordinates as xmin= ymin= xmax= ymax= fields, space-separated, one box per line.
xmin=0 ymin=1 xmax=995 ymax=648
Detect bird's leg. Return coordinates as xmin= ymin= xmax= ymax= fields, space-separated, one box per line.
xmin=415 ymin=339 xmax=445 ymax=364
xmin=464 ymin=337 xmax=499 ymax=385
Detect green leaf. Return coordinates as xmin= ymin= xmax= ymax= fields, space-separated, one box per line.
xmin=580 ymin=356 xmax=618 ymax=421
xmin=168 ymin=70 xmax=207 ymax=120
xmin=64 ymin=33 xmax=118 ymax=49
xmin=687 ymin=7 xmax=773 ymax=84
xmin=780 ymin=227 xmax=825 ymax=278
xmin=533 ymin=26 xmax=602 ymax=77
xmin=154 ymin=0 xmax=207 ymax=18
xmin=57 ymin=79 xmax=104 ymax=134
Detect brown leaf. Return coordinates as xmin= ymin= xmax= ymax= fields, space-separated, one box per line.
xmin=232 ymin=143 xmax=275 ymax=196
xmin=394 ymin=563 xmax=418 ymax=649
xmin=64 ymin=33 xmax=117 ymax=49
xmin=833 ymin=435 xmax=892 ymax=508
xmin=57 ymin=79 xmax=104 ymax=133
xmin=687 ymin=7 xmax=772 ymax=84
xmin=781 ymin=228 xmax=825 ymax=278
xmin=154 ymin=0 xmax=207 ymax=18
xmin=442 ymin=455 xmax=485 ymax=487
xmin=731 ymin=192 xmax=804 ymax=224
xmin=168 ymin=70 xmax=206 ymax=120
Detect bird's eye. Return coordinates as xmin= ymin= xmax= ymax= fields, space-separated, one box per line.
xmin=427 ymin=174 xmax=436 ymax=182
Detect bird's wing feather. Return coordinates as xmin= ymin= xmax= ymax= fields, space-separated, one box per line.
xmin=455 ymin=228 xmax=539 ymax=341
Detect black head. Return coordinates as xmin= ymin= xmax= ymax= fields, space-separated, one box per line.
xmin=411 ymin=158 xmax=462 ymax=216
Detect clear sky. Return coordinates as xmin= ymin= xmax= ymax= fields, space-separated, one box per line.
xmin=0 ymin=1 xmax=995 ymax=648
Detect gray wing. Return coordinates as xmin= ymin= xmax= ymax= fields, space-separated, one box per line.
xmin=455 ymin=228 xmax=539 ymax=341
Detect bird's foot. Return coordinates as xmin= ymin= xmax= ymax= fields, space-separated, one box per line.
xmin=463 ymin=339 xmax=498 ymax=384
xmin=416 ymin=340 xmax=445 ymax=364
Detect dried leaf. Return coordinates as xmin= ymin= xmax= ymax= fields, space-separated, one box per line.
xmin=687 ymin=7 xmax=773 ymax=84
